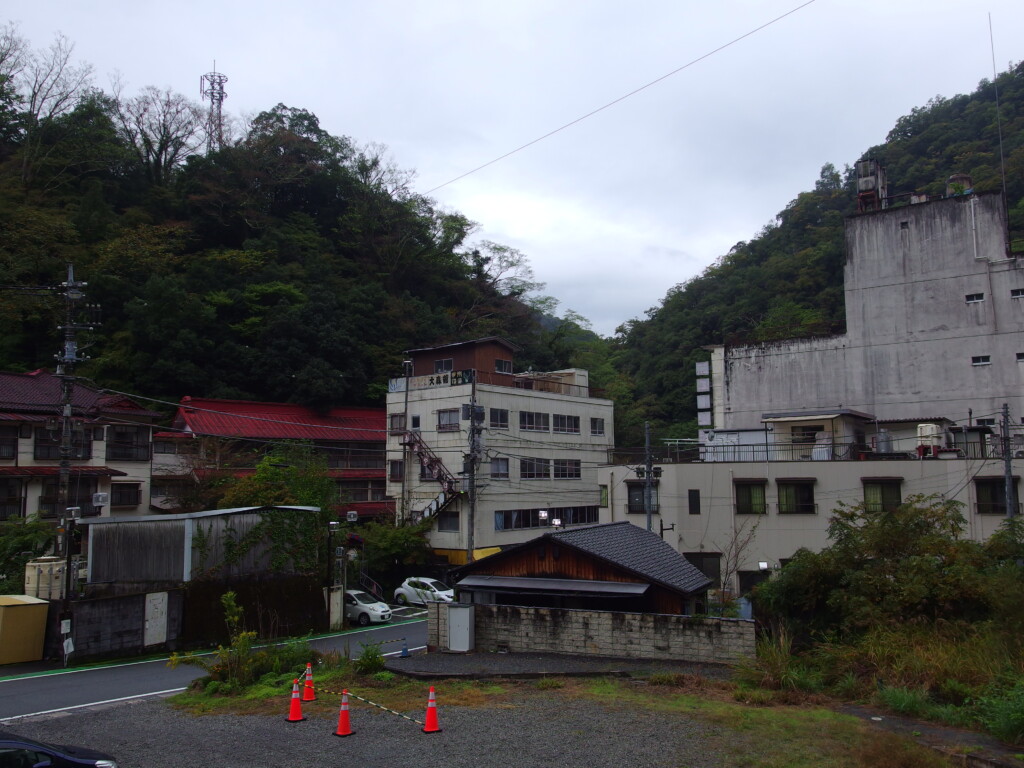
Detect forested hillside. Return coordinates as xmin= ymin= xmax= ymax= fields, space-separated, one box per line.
xmin=612 ymin=60 xmax=1024 ymax=438
xmin=0 ymin=26 xmax=589 ymax=414
xmin=3 ymin=24 xmax=1022 ymax=445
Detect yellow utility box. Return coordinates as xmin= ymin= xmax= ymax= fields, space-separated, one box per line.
xmin=0 ymin=595 xmax=50 ymax=665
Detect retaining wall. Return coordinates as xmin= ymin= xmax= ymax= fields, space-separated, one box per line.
xmin=428 ymin=603 xmax=754 ymax=665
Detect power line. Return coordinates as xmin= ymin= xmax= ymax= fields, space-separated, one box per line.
xmin=424 ymin=0 xmax=818 ymax=194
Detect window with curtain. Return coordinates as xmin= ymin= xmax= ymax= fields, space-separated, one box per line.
xmin=777 ymin=481 xmax=816 ymax=514
xmin=863 ymin=480 xmax=901 ymax=512
xmin=734 ymin=482 xmax=766 ymax=514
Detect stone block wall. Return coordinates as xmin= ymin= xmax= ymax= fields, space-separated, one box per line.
xmin=431 ymin=603 xmax=755 ymax=665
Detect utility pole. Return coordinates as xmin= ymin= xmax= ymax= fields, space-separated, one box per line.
xmin=465 ymin=377 xmax=483 ymax=564
xmin=1003 ymin=403 xmax=1016 ymax=517
xmin=644 ymin=421 xmax=654 ymax=532
xmin=400 ymin=359 xmax=412 ymax=523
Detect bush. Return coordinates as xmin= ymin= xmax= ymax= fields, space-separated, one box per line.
xmin=977 ymin=681 xmax=1024 ymax=745
xmin=353 ymin=641 xmax=386 ymax=675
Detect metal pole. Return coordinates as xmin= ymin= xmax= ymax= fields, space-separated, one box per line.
xmin=644 ymin=421 xmax=654 ymax=532
xmin=466 ymin=376 xmax=479 ymax=563
xmin=401 ymin=360 xmax=412 ymax=522
xmin=1003 ymin=403 xmax=1016 ymax=517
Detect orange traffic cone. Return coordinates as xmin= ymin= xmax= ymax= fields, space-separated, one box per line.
xmin=422 ymin=686 xmax=442 ymax=734
xmin=334 ymin=689 xmax=354 ymax=737
xmin=285 ymin=678 xmax=306 ymax=723
xmin=302 ymin=662 xmax=316 ymax=702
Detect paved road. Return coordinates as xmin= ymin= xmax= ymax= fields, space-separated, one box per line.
xmin=0 ymin=618 xmax=426 ymax=721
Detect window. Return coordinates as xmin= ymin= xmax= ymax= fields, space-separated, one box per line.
xmin=863 ymin=479 xmax=901 ymax=512
xmin=684 ymin=553 xmax=721 ymax=589
xmin=410 ymin=415 xmax=421 ymax=431
xmin=554 ymin=459 xmax=581 ymax=479
xmin=495 ymin=358 xmax=513 ymax=374
xmin=110 ymin=482 xmax=141 ymax=507
xmin=437 ymin=409 xmax=460 ymax=432
xmin=688 ymin=489 xmax=701 ymax=515
xmin=977 ymin=418 xmax=996 ymax=427
xmin=519 ymin=411 xmax=549 ymax=432
xmin=388 ymin=413 xmax=406 ymax=432
xmin=388 ymin=460 xmax=404 ymax=482
xmin=778 ymin=480 xmax=816 ymax=514
xmin=738 ymin=570 xmax=771 ymax=595
xmin=626 ymin=481 xmax=659 ymax=513
xmin=552 ymin=414 xmax=580 ymax=434
xmin=490 ymin=457 xmax=509 ymax=479
xmin=151 ymin=478 xmax=190 ymax=498
xmin=34 ymin=427 xmax=92 ymax=460
xmin=106 ymin=425 xmax=150 ymax=461
xmin=972 ymin=355 xmax=991 ymax=366
xmin=0 ymin=478 xmax=23 ymax=522
xmin=590 ymin=417 xmax=606 ymax=437
xmin=434 ymin=358 xmax=453 ymax=373
xmin=0 ymin=426 xmax=16 ymax=460
xmin=734 ymin=481 xmax=766 ymax=515
xmin=965 ymin=293 xmax=985 ymax=303
xmin=320 ymin=441 xmax=385 ymax=469
xmin=1013 ymin=288 xmax=1024 ymax=299
xmin=1017 ymin=352 xmax=1024 ymax=362
xmin=494 ymin=505 xmax=597 ymax=530
xmin=599 ymin=484 xmax=609 ymax=507
xmin=437 ymin=507 xmax=460 ymax=531
xmin=520 ymin=457 xmax=550 ymax=479
xmin=489 ymin=408 xmax=509 ymax=429
xmin=338 ymin=479 xmax=386 ymax=502
xmin=791 ymin=425 xmax=823 ymax=444
xmin=975 ymin=478 xmax=1018 ymax=515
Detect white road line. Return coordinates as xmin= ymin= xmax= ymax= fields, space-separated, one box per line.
xmin=0 ymin=689 xmax=186 ymax=723
xmin=383 ymin=645 xmax=427 ymax=658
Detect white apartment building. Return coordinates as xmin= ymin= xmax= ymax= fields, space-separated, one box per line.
xmin=600 ymin=179 xmax=1024 ymax=595
xmin=386 ymin=338 xmax=614 ymax=564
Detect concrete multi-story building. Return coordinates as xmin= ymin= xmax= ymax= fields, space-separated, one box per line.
xmin=0 ymin=369 xmax=161 ymax=521
xmin=600 ymin=180 xmax=1024 ymax=595
xmin=386 ymin=338 xmax=614 ymax=564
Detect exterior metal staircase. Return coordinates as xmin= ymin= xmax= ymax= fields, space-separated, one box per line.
xmin=401 ymin=431 xmax=461 ymax=520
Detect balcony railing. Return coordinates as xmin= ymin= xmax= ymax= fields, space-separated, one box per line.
xmin=610 ymin=441 xmax=998 ymax=465
xmin=0 ymin=498 xmax=23 ymax=521
xmin=975 ymin=502 xmax=1022 ymax=515
xmin=37 ymin=498 xmax=100 ymax=518
xmin=34 ymin=443 xmax=93 ymax=461
xmin=106 ymin=444 xmax=152 ymax=462
xmin=626 ymin=502 xmax=660 ymax=514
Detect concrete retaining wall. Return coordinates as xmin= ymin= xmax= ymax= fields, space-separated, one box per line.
xmin=428 ymin=603 xmax=754 ymax=665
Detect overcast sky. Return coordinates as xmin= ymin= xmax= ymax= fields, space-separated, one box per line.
xmin=5 ymin=1 xmax=1023 ymax=335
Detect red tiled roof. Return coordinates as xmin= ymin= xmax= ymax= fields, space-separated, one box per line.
xmin=0 ymin=466 xmax=128 ymax=477
xmin=0 ymin=370 xmax=162 ymax=421
xmin=174 ymin=397 xmax=385 ymax=442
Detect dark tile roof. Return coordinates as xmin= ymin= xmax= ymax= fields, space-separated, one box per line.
xmin=548 ymin=521 xmax=711 ymax=595
xmin=0 ymin=370 xmax=161 ymax=420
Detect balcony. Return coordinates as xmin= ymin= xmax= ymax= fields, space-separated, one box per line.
xmin=37 ymin=498 xmax=100 ymax=518
xmin=106 ymin=444 xmax=151 ymax=462
xmin=626 ymin=502 xmax=660 ymax=514
xmin=610 ymin=441 xmax=997 ymax=465
xmin=975 ymin=502 xmax=1022 ymax=515
xmin=0 ymin=497 xmax=23 ymax=521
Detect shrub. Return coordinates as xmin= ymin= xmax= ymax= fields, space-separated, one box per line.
xmin=977 ymin=681 xmax=1024 ymax=745
xmin=876 ymin=686 xmax=931 ymax=718
xmin=354 ymin=641 xmax=386 ymax=675
xmin=372 ymin=671 xmax=396 ymax=683
xmin=535 ymin=677 xmax=564 ymax=690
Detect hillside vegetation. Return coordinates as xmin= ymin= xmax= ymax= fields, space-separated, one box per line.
xmin=2 ymin=25 xmax=1022 ymax=445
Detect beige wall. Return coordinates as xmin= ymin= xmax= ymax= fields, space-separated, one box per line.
xmin=428 ymin=602 xmax=754 ymax=665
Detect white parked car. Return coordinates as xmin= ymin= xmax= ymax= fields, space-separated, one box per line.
xmin=393 ymin=577 xmax=455 ymax=606
xmin=344 ymin=589 xmax=392 ymax=626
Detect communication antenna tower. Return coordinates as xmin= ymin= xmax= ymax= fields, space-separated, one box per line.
xmin=200 ymin=62 xmax=228 ymax=154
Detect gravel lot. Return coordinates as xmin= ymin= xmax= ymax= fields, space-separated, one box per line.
xmin=8 ymin=690 xmax=735 ymax=768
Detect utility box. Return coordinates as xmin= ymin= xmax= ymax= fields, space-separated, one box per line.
xmin=24 ymin=556 xmax=65 ymax=600
xmin=447 ymin=603 xmax=475 ymax=653
xmin=0 ymin=595 xmax=50 ymax=665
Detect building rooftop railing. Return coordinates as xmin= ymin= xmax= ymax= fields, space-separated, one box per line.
xmin=389 ymin=369 xmax=603 ymax=399
xmin=609 ymin=441 xmax=998 ymax=465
